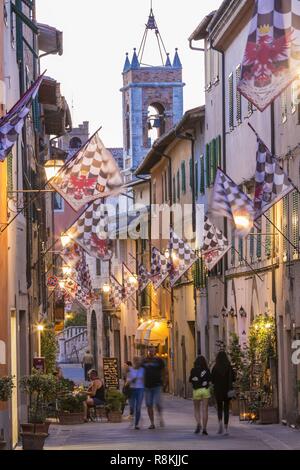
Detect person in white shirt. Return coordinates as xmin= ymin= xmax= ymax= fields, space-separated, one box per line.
xmin=127 ymin=357 xmax=145 ymax=430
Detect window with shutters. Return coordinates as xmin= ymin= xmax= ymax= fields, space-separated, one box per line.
xmin=231 ymin=229 xmax=236 ymax=266
xmin=265 ymin=210 xmax=272 ymax=258
xmin=256 ymin=227 xmax=262 ymax=260
xmin=292 ymin=192 xmax=299 ymax=260
xmin=96 ymin=259 xmax=101 ymax=276
xmin=238 ymin=237 xmax=243 ymax=262
xmin=195 ymin=161 xmax=199 ymax=197
xmin=181 ymin=161 xmax=186 ymax=194
xmin=205 ymin=144 xmax=210 ymax=187
xmin=177 ymin=170 xmax=180 ymax=200
xmin=249 ymin=228 xmax=254 ymax=261
xmin=281 ymin=90 xmax=288 ymax=123
xmin=228 ymin=73 xmax=234 ymax=131
xmin=173 ymin=176 xmax=176 ymax=204
xmin=200 ymin=156 xmax=205 ymax=194
xmin=189 ymin=158 xmax=193 ymax=188
xmin=210 ymin=141 xmax=215 ymax=184
xmin=283 ymin=195 xmax=289 ymax=260
xmin=236 ymin=65 xmax=242 ymax=124
xmin=7 ymin=152 xmax=13 ymax=192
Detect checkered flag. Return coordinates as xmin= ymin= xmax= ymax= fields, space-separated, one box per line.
xmin=50 ymin=133 xmax=123 ymax=211
xmin=150 ymin=247 xmax=169 ymax=290
xmin=211 ymin=169 xmax=255 ymax=236
xmin=0 ymin=73 xmax=45 ymax=162
xmin=123 ymin=264 xmax=138 ymax=301
xmin=254 ymin=137 xmax=293 ymax=219
xmin=110 ymin=275 xmax=124 ymax=308
xmin=138 ymin=263 xmax=151 ymax=293
xmin=68 ymin=201 xmax=112 ymax=260
xmin=169 ymin=229 xmax=197 ymax=287
xmin=60 ymin=242 xmax=83 ymax=268
xmin=202 ymin=216 xmax=230 ymax=271
xmin=238 ymin=0 xmax=300 ymax=111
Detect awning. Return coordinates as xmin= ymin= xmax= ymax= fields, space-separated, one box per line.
xmin=135 ymin=320 xmax=154 ymax=345
xmin=135 ymin=320 xmax=168 ymax=346
xmin=38 ymin=23 xmax=63 ymax=56
xmin=39 ymin=77 xmax=72 ymax=136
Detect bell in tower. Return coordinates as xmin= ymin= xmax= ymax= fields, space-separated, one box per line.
xmin=121 ymin=3 xmax=184 ymax=177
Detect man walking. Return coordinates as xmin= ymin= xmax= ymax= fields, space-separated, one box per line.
xmin=143 ymin=346 xmax=165 ymax=429
xmin=82 ymin=350 xmax=94 ymax=381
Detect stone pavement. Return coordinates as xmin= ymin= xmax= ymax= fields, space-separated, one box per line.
xmin=44 ymin=395 xmax=300 ymax=451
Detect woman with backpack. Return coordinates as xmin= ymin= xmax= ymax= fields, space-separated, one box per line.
xmin=189 ymin=356 xmax=211 ymax=435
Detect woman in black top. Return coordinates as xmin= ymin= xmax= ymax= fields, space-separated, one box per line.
xmin=211 ymin=351 xmax=235 ymax=435
xmin=189 ymin=356 xmax=211 ymax=435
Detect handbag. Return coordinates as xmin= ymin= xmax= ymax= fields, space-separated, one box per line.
xmin=227 ymin=389 xmax=236 ymax=399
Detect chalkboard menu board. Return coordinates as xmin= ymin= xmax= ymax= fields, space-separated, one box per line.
xmin=103 ymin=357 xmax=119 ymax=390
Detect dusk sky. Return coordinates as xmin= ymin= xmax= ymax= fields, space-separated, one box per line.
xmin=37 ymin=0 xmax=222 ymax=146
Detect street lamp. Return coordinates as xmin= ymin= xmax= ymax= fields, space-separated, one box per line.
xmin=62 ymin=265 xmax=72 ymax=276
xmin=239 ymin=306 xmax=247 ymax=318
xmin=229 ymin=307 xmax=237 ymax=318
xmin=102 ymin=283 xmax=111 ymax=294
xmin=44 ymin=159 xmax=64 ymax=181
xmin=61 ymin=233 xmax=72 ymax=248
xmin=164 ymin=248 xmax=170 ymax=260
xmin=37 ymin=324 xmax=44 ymax=357
xmin=59 ymin=280 xmax=65 ymax=289
xmin=221 ymin=306 xmax=228 ymax=318
xmin=128 ymin=275 xmax=138 ymax=285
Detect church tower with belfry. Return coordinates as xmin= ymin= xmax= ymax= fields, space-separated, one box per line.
xmin=121 ymin=5 xmax=184 ymax=179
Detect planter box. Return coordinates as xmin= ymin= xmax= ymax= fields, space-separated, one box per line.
xmin=21 ymin=422 xmax=50 ymax=435
xmin=20 ymin=432 xmax=48 ymax=450
xmin=108 ymin=411 xmax=122 ymax=423
xmin=259 ymin=407 xmax=279 ymax=424
xmin=58 ymin=412 xmax=85 ymax=425
xmin=0 ymin=440 xmax=7 ymax=450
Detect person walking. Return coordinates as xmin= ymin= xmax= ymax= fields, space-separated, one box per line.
xmin=82 ymin=350 xmax=94 ymax=381
xmin=122 ymin=361 xmax=133 ymax=418
xmin=127 ymin=357 xmax=145 ymax=430
xmin=189 ymin=356 xmax=211 ymax=435
xmin=143 ymin=347 xmax=165 ymax=429
xmin=211 ymin=351 xmax=235 ymax=436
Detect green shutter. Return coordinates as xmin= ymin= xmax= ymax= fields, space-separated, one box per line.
xmin=217 ymin=135 xmax=222 ymax=168
xmin=177 ymin=170 xmax=180 ymax=200
xmin=265 ymin=210 xmax=272 ymax=258
xmin=200 ymin=156 xmax=205 ymax=194
xmin=283 ymin=195 xmax=289 ymax=258
xmin=249 ymin=228 xmax=254 ymax=260
xmin=181 ymin=161 xmax=186 ymax=194
xmin=195 ymin=161 xmax=199 ymax=196
xmin=173 ymin=176 xmax=176 ymax=203
xmin=193 ymin=257 xmax=206 ymax=289
xmin=7 ymin=152 xmax=13 ymax=192
xmin=256 ymin=227 xmax=262 ymax=259
xmin=231 ymin=228 xmax=235 ymax=266
xmin=238 ymin=237 xmax=243 ymax=262
xmin=205 ymin=144 xmax=210 ymax=187
xmin=229 ymin=73 xmax=234 ymax=130
xmin=189 ymin=158 xmax=193 ymax=188
xmin=292 ymin=192 xmax=299 ymax=259
xmin=212 ymin=139 xmax=217 ymax=183
xmin=210 ymin=142 xmax=214 ymax=184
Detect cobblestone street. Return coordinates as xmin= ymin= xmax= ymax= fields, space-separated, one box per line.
xmin=44 ymin=395 xmax=300 ymax=451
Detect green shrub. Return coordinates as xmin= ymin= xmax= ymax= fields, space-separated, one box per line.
xmin=105 ymin=390 xmax=125 ymax=412
xmin=0 ymin=376 xmax=15 ymax=402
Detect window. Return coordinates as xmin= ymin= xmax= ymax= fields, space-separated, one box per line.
xmin=210 ymin=141 xmax=215 ymax=184
xmin=125 ymin=104 xmax=130 ymax=151
xmin=152 ymin=182 xmax=156 ymax=205
xmin=249 ymin=228 xmax=255 ymax=261
xmin=96 ymin=259 xmax=101 ymax=276
xmin=216 ymin=136 xmax=222 ymax=169
xmin=54 ymin=193 xmax=64 ymax=212
xmin=236 ymin=65 xmax=242 ymax=124
xmin=292 ymin=192 xmax=299 ymax=260
xmin=189 ymin=158 xmax=193 ymax=188
xmin=229 ymin=73 xmax=234 ymax=130
xmin=200 ymin=156 xmax=205 ymax=194
xmin=195 ymin=161 xmax=199 ymax=196
xmin=69 ymin=137 xmax=82 ymax=149
xmin=281 ymin=90 xmax=288 ymax=123
xmin=7 ymin=152 xmax=13 ymax=192
xmin=231 ymin=229 xmax=235 ymax=266
xmin=147 ymin=103 xmax=166 ymax=145
xmin=256 ymin=227 xmax=262 ymax=259
xmin=173 ymin=176 xmax=176 ymax=203
xmin=205 ymin=43 xmax=212 ymax=90
xmin=205 ymin=144 xmax=210 ymax=187
xmin=177 ymin=170 xmax=180 ymax=200
xmin=265 ymin=210 xmax=272 ymax=258
xmin=283 ymin=195 xmax=289 ymax=260
xmin=238 ymin=237 xmax=243 ymax=262
xmin=181 ymin=161 xmax=186 ymax=194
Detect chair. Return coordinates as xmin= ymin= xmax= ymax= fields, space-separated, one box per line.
xmin=90 ymin=405 xmax=107 ymax=422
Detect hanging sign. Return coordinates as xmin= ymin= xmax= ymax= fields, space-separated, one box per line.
xmin=103 ymin=357 xmax=119 ymax=390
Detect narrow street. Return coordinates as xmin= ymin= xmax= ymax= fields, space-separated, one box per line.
xmin=44 ymin=395 xmax=299 ymax=451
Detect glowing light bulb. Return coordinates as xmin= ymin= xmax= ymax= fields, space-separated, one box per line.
xmin=61 ymin=233 xmax=71 ymax=248
xmin=102 ymin=283 xmax=110 ymax=293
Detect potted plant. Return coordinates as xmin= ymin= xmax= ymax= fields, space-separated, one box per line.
xmin=228 ymin=333 xmax=249 ymax=416
xmin=105 ymin=390 xmax=125 ymax=423
xmin=0 ymin=376 xmax=14 ymax=449
xmin=57 ymin=385 xmax=86 ymax=425
xmin=19 ymin=370 xmax=58 ymax=450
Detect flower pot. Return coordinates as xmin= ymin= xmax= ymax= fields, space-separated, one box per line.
xmin=20 ymin=432 xmax=48 ymax=450
xmin=21 ymin=422 xmax=50 ymax=435
xmin=108 ymin=411 xmax=122 ymax=423
xmin=259 ymin=407 xmax=278 ymax=424
xmin=0 ymin=440 xmax=7 ymax=450
xmin=58 ymin=412 xmax=85 ymax=425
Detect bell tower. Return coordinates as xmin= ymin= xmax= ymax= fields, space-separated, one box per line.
xmin=121 ymin=5 xmax=184 ymax=178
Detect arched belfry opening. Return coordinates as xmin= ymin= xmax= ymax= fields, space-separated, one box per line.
xmin=121 ymin=3 xmax=184 ymax=173
xmin=147 ymin=103 xmax=165 ymax=146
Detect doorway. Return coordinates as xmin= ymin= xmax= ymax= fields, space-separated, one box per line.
xmin=10 ymin=309 xmax=18 ymax=447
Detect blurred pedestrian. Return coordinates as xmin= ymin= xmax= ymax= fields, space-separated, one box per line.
xmin=127 ymin=357 xmax=145 ymax=430
xmin=122 ymin=361 xmax=133 ymax=418
xmin=82 ymin=350 xmax=94 ymax=381
xmin=211 ymin=351 xmax=235 ymax=435
xmin=189 ymin=355 xmax=211 ymax=435
xmin=143 ymin=347 xmax=165 ymax=429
